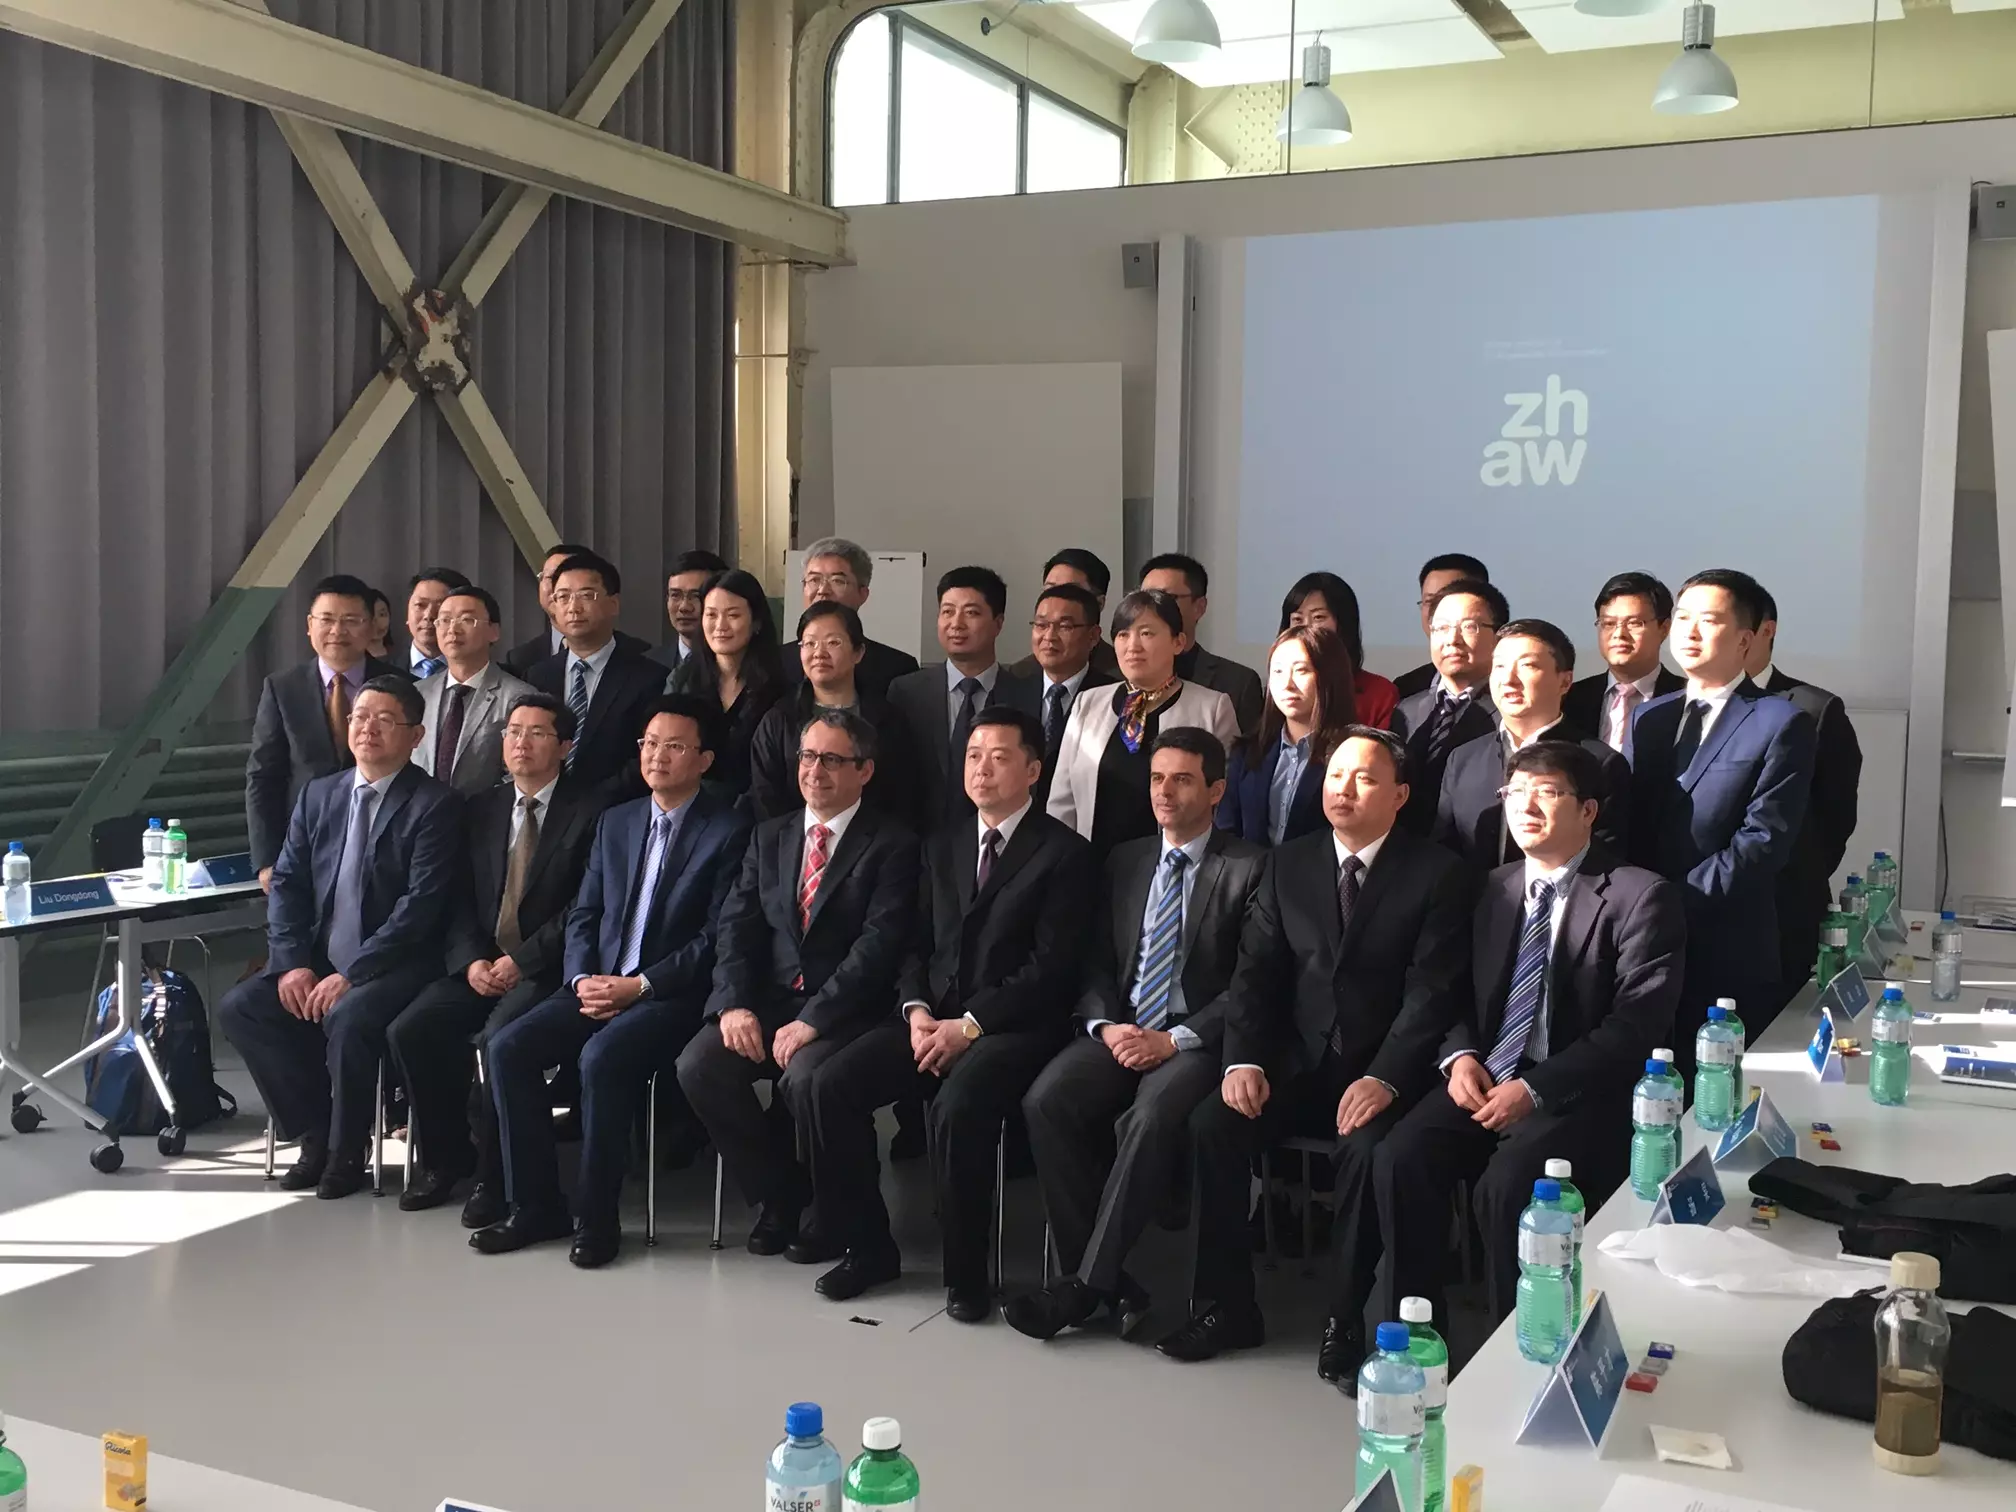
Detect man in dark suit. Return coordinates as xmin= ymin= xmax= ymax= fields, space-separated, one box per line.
xmin=1389 ymin=578 xmax=1506 ymax=835
xmin=1007 ymin=729 xmax=1265 ymax=1340
xmin=220 ymin=676 xmax=462 ymax=1198
xmin=1008 ymin=549 xmax=1121 ymax=683
xmin=1392 ymin=554 xmax=1490 ymax=700
xmin=384 ymin=692 xmax=606 ymax=1218
xmin=781 ymin=537 xmax=919 ymax=699
xmin=1628 ymin=569 xmax=1816 ymax=1047
xmin=245 ymin=574 xmax=410 ymax=885
xmin=885 ymin=566 xmax=1041 ymax=823
xmin=1564 ymin=571 xmax=1683 ymax=759
xmin=648 ymin=549 xmax=727 ymax=676
xmin=1377 ymin=742 xmax=1685 ymax=1341
xmin=525 ymin=551 xmax=666 ymax=794
xmin=501 ymin=542 xmax=649 ymax=678
xmin=801 ymin=707 xmax=1094 ymax=1320
xmin=1434 ymin=619 xmax=1630 ymax=867
xmin=676 ymin=707 xmax=919 ymax=1256
xmin=401 ymin=567 xmax=472 ymax=678
xmin=1745 ymin=586 xmax=1862 ymax=1005
xmin=1020 ymin=582 xmax=1120 ymax=809
xmin=1161 ymin=728 xmax=1473 ymax=1365
xmin=1140 ymin=553 xmax=1263 ymax=735
xmin=474 ymin=695 xmax=755 ymax=1268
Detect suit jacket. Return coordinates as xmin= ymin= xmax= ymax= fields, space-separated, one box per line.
xmin=264 ymin=762 xmax=463 ymax=985
xmin=503 ymin=626 xmax=648 ymax=681
xmin=1181 ymin=644 xmax=1264 ymax=736
xmin=1564 ymin=667 xmax=1685 ymax=751
xmin=526 ymin=643 xmax=667 ymax=793
xmin=705 ymin=804 xmax=920 ymax=1038
xmin=1442 ymin=848 xmax=1686 ymax=1111
xmin=744 ymin=685 xmax=923 ymax=828
xmin=1626 ymin=680 xmax=1816 ymax=999
xmin=1222 ymin=826 xmax=1474 ymax=1095
xmin=1216 ymin=735 xmax=1325 ymax=847
xmin=444 ymin=773 xmax=608 ymax=983
xmin=1433 ymin=725 xmax=1631 ymax=868
xmin=1046 ymin=679 xmax=1242 ymax=841
xmin=1075 ymin=829 xmax=1266 ymax=1051
xmin=898 ymin=809 xmax=1094 ymax=1036
xmin=885 ymin=662 xmax=1042 ymax=822
xmin=562 ymin=786 xmax=755 ymax=1004
xmin=246 ymin=655 xmax=410 ymax=870
xmin=1760 ymin=669 xmax=1862 ymax=937
xmin=647 ymin=637 xmax=698 ymax=676
xmin=784 ymin=636 xmax=920 ymax=702
xmin=1009 ymin=639 xmax=1121 ymax=683
xmin=1389 ymin=683 xmax=1497 ymax=836
xmin=412 ymin=661 xmax=537 ymax=797
xmin=1033 ymin=666 xmax=1122 ymax=811
xmin=1391 ymin=661 xmax=1436 ymax=701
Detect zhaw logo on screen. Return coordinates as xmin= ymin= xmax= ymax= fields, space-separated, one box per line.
xmin=1480 ymin=375 xmax=1586 ymax=488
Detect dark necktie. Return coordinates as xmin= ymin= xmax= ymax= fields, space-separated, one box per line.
xmin=1487 ymin=879 xmax=1557 ymax=1083
xmin=565 ymin=661 xmax=591 ymax=769
xmin=326 ymin=784 xmax=377 ymax=975
xmin=1328 ymin=853 xmax=1367 ymax=1058
xmin=1044 ymin=684 xmax=1070 ymax=753
xmin=435 ymin=683 xmax=471 ymax=786
xmin=976 ymin=826 xmax=1002 ymax=892
xmin=1425 ymin=689 xmax=1467 ymax=769
xmin=950 ymin=676 xmax=983 ymax=782
xmin=1671 ymin=699 xmax=1710 ymax=776
xmin=494 ymin=792 xmax=539 ymax=955
xmin=325 ymin=673 xmax=354 ymax=768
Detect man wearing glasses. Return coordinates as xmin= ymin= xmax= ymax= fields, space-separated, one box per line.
xmin=221 ymin=676 xmax=464 ymax=1199
xmin=1563 ymin=571 xmax=1683 ymax=759
xmin=784 ymin=537 xmax=919 ymax=700
xmin=525 ymin=551 xmax=668 ymax=793
xmin=246 ymin=573 xmax=412 ymax=890
xmin=1138 ymin=553 xmax=1263 ymax=737
xmin=676 ymin=708 xmax=920 ymax=1260
xmin=1373 ymin=741 xmax=1683 ymax=1339
xmin=1389 ymin=578 xmax=1508 ymax=835
xmin=411 ymin=586 xmax=536 ymax=797
xmin=1021 ymin=582 xmax=1119 ymax=809
xmin=1008 ymin=549 xmax=1122 ymax=684
xmin=649 ymin=548 xmax=728 ymax=674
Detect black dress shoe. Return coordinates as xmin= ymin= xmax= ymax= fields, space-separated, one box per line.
xmin=945 ymin=1285 xmax=993 ymax=1324
xmin=460 ymin=1181 xmax=506 ymax=1230
xmin=469 ymin=1207 xmax=571 ymax=1255
xmin=397 ymin=1165 xmax=468 ymax=1212
xmin=1112 ymin=1273 xmax=1154 ymax=1341
xmin=570 ymin=1222 xmax=620 ymax=1269
xmin=1004 ymin=1279 xmax=1103 ymax=1340
xmin=785 ymin=1232 xmax=846 ymax=1266
xmin=278 ymin=1139 xmax=327 ymax=1192
xmin=815 ymin=1248 xmax=900 ymax=1301
xmin=315 ymin=1155 xmax=367 ymax=1200
xmin=1155 ymin=1303 xmax=1266 ymax=1362
xmin=747 ymin=1205 xmax=802 ymax=1256
xmin=1318 ymin=1315 xmax=1364 ymax=1390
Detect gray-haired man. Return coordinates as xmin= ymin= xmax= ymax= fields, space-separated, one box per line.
xmin=785 ymin=536 xmax=919 ymax=700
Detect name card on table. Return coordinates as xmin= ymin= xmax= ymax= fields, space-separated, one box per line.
xmin=26 ymin=877 xmax=116 ymax=917
xmin=1342 ymin=1468 xmax=1404 ymax=1512
xmin=1650 ymin=1144 xmax=1726 ymax=1226
xmin=1517 ymin=1291 xmax=1630 ymax=1450
xmin=1712 ymin=1088 xmax=1798 ymax=1169
xmin=188 ymin=851 xmax=256 ymax=888
xmin=1806 ymin=1005 xmax=1846 ymax=1083
xmin=1816 ymin=963 xmax=1870 ymax=1025
xmin=439 ymin=1502 xmax=514 ymax=1512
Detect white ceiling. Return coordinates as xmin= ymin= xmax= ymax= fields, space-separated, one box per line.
xmin=1507 ymin=0 xmax=1904 ymax=54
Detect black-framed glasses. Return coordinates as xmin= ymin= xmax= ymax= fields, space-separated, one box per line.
xmin=797 ymin=749 xmax=867 ymax=771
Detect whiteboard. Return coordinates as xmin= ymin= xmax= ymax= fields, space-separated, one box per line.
xmin=784 ymin=549 xmax=926 ymax=662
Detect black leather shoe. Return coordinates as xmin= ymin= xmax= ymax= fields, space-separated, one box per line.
xmin=1155 ymin=1303 xmax=1266 ymax=1362
xmin=1004 ymin=1279 xmax=1102 ymax=1340
xmin=460 ymin=1181 xmax=506 ymax=1230
xmin=1317 ymin=1315 xmax=1364 ymax=1390
xmin=1112 ymin=1273 xmax=1154 ymax=1342
xmin=945 ymin=1285 xmax=993 ymax=1324
xmin=747 ymin=1205 xmax=802 ymax=1256
xmin=278 ymin=1139 xmax=327 ymax=1192
xmin=816 ymin=1248 xmax=900 ymax=1301
xmin=315 ymin=1155 xmax=367 ymax=1200
xmin=570 ymin=1222 xmax=620 ymax=1269
xmin=786 ymin=1232 xmax=846 ymax=1266
xmin=397 ymin=1165 xmax=467 ymax=1212
xmin=469 ymin=1207 xmax=571 ymax=1255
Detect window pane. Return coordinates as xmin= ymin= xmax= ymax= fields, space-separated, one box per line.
xmin=829 ymin=13 xmax=891 ymax=207
xmin=897 ymin=29 xmax=1018 ymax=203
xmin=1025 ymin=94 xmax=1124 ymax=195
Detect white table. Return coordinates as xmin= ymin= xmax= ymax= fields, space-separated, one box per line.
xmin=1442 ymin=974 xmax=2016 ymax=1511
xmin=0 ymin=873 xmax=265 ymax=1169
xmin=4 ymin=1416 xmax=376 ymax=1512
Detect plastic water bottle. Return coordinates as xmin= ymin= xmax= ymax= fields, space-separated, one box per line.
xmin=768 ymin=1402 xmax=844 ymax=1512
xmin=1814 ymin=912 xmax=1851 ymax=988
xmin=1544 ymin=1158 xmax=1586 ymax=1332
xmin=1693 ymin=1006 xmax=1741 ymax=1132
xmin=1870 ymin=985 xmax=1914 ymax=1107
xmin=1715 ymin=996 xmax=1747 ymax=1108
xmin=141 ymin=817 xmax=166 ymax=889
xmin=0 ymin=1408 xmax=25 ymax=1512
xmin=1399 ymin=1298 xmax=1448 ymax=1512
xmin=1356 ymin=1321 xmax=1427 ymax=1512
xmin=1840 ymin=875 xmax=1869 ymax=955
xmin=1650 ymin=1047 xmax=1684 ymax=1098
xmin=1867 ymin=852 xmax=1898 ymax=928
xmin=2 ymin=843 xmax=29 ymax=926
xmin=1872 ymin=1252 xmax=1950 ymax=1475
xmin=1516 ymin=1180 xmax=1576 ymax=1364
xmin=1630 ymin=1059 xmax=1681 ymax=1199
xmin=163 ymin=818 xmax=188 ymax=895
xmin=843 ymin=1418 xmax=919 ymax=1512
xmin=1930 ymin=912 xmax=1963 ymax=1003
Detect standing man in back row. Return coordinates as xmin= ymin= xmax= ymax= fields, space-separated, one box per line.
xmin=1009 ymin=548 xmax=1121 ymax=683
xmin=1389 ymin=579 xmax=1505 ymax=836
xmin=1392 ymin=554 xmax=1491 ymax=700
xmin=412 ymin=586 xmax=536 ymax=797
xmin=1139 ymin=554 xmax=1263 ymax=737
xmin=1564 ymin=571 xmax=1683 ymax=760
xmin=785 ymin=537 xmax=920 ymax=700
xmin=525 ymin=552 xmax=666 ymax=795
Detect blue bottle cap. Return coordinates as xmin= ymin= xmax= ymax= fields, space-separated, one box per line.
xmin=148 ymin=817 xmax=163 ymax=828
xmin=1533 ymin=1178 xmax=1561 ymax=1202
xmin=1645 ymin=1058 xmax=1665 ymax=1076
xmin=1375 ymin=1321 xmax=1412 ymax=1353
xmin=6 ymin=841 xmax=20 ymax=852
xmin=1940 ymin=910 xmax=1956 ymax=921
xmin=1873 ymin=851 xmax=1889 ymax=860
xmin=1881 ymin=986 xmax=1904 ymax=1000
xmin=1846 ymin=874 xmax=1862 ymax=884
xmin=1706 ymin=1005 xmax=1726 ymax=1021
xmin=784 ymin=1402 xmax=823 ymax=1438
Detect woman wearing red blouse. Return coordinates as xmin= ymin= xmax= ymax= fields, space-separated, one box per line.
xmin=1278 ymin=571 xmax=1399 ymax=730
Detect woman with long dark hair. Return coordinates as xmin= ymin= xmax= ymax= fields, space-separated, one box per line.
xmin=1278 ymin=571 xmax=1399 ymax=731
xmin=668 ymin=568 xmax=785 ymax=798
xmin=1217 ymin=625 xmax=1359 ymax=845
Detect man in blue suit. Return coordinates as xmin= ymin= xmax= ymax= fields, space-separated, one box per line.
xmin=474 ymin=693 xmax=755 ymax=1268
xmin=1627 ymin=569 xmax=1815 ymax=1053
xmin=220 ymin=675 xmax=463 ymax=1199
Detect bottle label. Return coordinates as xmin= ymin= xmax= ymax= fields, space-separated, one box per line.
xmin=1569 ymin=1211 xmax=1585 ymax=1244
xmin=1873 ymin=1016 xmax=1912 ymax=1045
xmin=1422 ymin=1361 xmax=1448 ymax=1411
xmin=3 ymin=1488 xmax=23 ymax=1512
xmin=1357 ymin=1389 xmax=1426 ymax=1437
xmin=843 ymin=1499 xmax=916 ymax=1512
xmin=1519 ymin=1229 xmax=1572 ymax=1267
xmin=1698 ymin=1039 xmax=1737 ymax=1067
xmin=1824 ymin=927 xmax=1849 ymax=948
xmin=770 ymin=1482 xmax=835 ymax=1512
xmin=1633 ymin=1094 xmax=1678 ymax=1127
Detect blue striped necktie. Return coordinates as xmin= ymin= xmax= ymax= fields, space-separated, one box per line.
xmin=1133 ymin=849 xmax=1190 ymax=1032
xmin=614 ymin=810 xmax=676 ymax=976
xmin=565 ymin=661 xmax=591 ymax=768
xmin=1486 ymin=879 xmax=1557 ymax=1083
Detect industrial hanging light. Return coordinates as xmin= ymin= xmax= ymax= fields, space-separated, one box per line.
xmin=1132 ymin=0 xmax=1222 ymax=64
xmin=1652 ymin=3 xmax=1738 ymax=115
xmin=1275 ymin=38 xmax=1353 ymax=147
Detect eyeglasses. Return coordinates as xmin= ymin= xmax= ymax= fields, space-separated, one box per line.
xmin=638 ymin=737 xmax=701 ymax=756
xmin=434 ymin=612 xmax=487 ymax=632
xmin=1029 ymin=617 xmax=1090 ymax=635
xmin=797 ymin=749 xmax=867 ymax=771
xmin=310 ymin=613 xmax=368 ymax=632
xmin=802 ymin=572 xmax=857 ymax=593
xmin=552 ymin=589 xmax=605 ymax=608
xmin=1597 ymin=616 xmax=1654 ymax=635
xmin=503 ymin=725 xmax=559 ymax=743
xmin=347 ymin=712 xmax=412 ymax=731
xmin=1498 ymin=782 xmax=1575 ymax=805
xmin=1432 ymin=619 xmax=1495 ymax=641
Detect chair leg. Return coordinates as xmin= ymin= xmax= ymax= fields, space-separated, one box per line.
xmin=1455 ymin=1179 xmax=1477 ymax=1284
xmin=1041 ymin=1219 xmax=1054 ymax=1288
xmin=992 ymin=1125 xmax=1007 ymax=1294
xmin=81 ymin=931 xmax=114 ymax=1043
xmin=645 ymin=1072 xmax=659 ymax=1248
xmin=1260 ymin=1149 xmax=1278 ymax=1267
xmin=710 ymin=1152 xmax=725 ymax=1251
xmin=264 ymin=1116 xmax=276 ymax=1181
xmin=371 ymin=1061 xmax=385 ymax=1197
xmin=1301 ymin=1147 xmax=1318 ymax=1277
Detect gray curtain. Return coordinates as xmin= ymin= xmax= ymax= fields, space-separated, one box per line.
xmin=0 ymin=0 xmax=735 ymax=737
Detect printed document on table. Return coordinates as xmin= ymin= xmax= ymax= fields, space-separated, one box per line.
xmin=1596 ymin=1473 xmax=1821 ymax=1512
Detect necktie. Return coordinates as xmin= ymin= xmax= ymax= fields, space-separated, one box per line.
xmin=436 ymin=683 xmax=471 ymax=786
xmin=1487 ymin=879 xmax=1558 ymax=1083
xmin=1045 ymin=684 xmax=1069 ymax=752
xmin=949 ymin=676 xmax=983 ymax=784
xmin=325 ymin=673 xmax=354 ymax=767
xmin=494 ymin=793 xmax=539 ymax=955
xmin=1671 ymin=698 xmax=1710 ymax=776
xmin=326 ymin=784 xmax=377 ymax=975
xmin=614 ymin=810 xmax=676 ymax=976
xmin=415 ymin=655 xmax=445 ymax=679
xmin=799 ymin=823 xmax=831 ymax=933
xmin=565 ymin=661 xmax=591 ymax=769
xmin=976 ymin=826 xmax=1002 ymax=893
xmin=1133 ymin=850 xmax=1190 ymax=1032
xmin=1610 ymin=682 xmax=1641 ymax=758
xmin=1327 ymin=853 xmax=1367 ymax=1058
xmin=1425 ymin=689 xmax=1466 ymax=769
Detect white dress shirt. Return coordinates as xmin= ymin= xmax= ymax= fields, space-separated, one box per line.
xmin=1501 ymin=717 xmax=1562 ymax=754
xmin=1087 ymin=827 xmax=1214 ymax=1050
xmin=944 ymin=660 xmax=1001 ymax=736
xmin=1042 ymin=665 xmax=1092 ymax=720
xmin=1680 ymin=674 xmax=1749 ymax=745
xmin=1752 ymin=663 xmax=1778 ymax=691
xmin=804 ymin=798 xmax=862 ymax=847
xmin=565 ymin=636 xmax=620 ymax=709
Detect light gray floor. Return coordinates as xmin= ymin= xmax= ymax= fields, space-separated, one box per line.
xmin=1 ymin=950 xmax=1460 ymax=1512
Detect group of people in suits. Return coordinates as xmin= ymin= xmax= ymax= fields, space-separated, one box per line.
xmin=229 ymin=536 xmax=1859 ymax=1381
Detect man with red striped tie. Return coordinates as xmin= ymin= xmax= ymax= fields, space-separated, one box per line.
xmin=676 ymin=708 xmax=920 ymax=1261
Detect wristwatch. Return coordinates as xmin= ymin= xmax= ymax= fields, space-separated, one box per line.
xmin=960 ymin=1012 xmax=984 ymax=1041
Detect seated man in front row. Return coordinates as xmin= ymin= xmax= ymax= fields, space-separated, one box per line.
xmin=1006 ymin=729 xmax=1265 ymax=1340
xmin=221 ymin=676 xmax=462 ymax=1198
xmin=1375 ymin=742 xmax=1684 ymax=1338
xmin=473 ymin=694 xmax=753 ymax=1268
xmin=676 ymin=707 xmax=919 ymax=1259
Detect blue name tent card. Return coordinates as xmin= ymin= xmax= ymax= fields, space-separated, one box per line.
xmin=1807 ymin=1005 xmax=1846 ymax=1083
xmin=27 ymin=877 xmax=116 ymax=917
xmin=1817 ymin=964 xmax=1869 ymax=1024
xmin=189 ymin=851 xmax=256 ymax=887
xmin=1517 ymin=1291 xmax=1630 ymax=1450
xmin=439 ymin=1502 xmax=512 ymax=1512
xmin=1342 ymin=1468 xmax=1403 ymax=1512
xmin=1712 ymin=1088 xmax=1798 ymax=1169
xmin=1650 ymin=1144 xmax=1726 ymax=1226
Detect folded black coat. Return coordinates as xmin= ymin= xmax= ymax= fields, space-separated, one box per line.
xmin=1749 ymin=1157 xmax=2016 ymax=1303
xmin=1782 ymin=1290 xmax=2016 ymax=1462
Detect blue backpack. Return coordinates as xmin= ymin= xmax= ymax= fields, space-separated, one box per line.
xmin=84 ymin=965 xmax=237 ymax=1135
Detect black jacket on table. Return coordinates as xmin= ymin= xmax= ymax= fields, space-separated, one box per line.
xmin=885 ymin=662 xmax=1042 ymax=823
xmin=443 ymin=773 xmax=608 ymax=983
xmin=1758 ymin=668 xmax=1862 ymax=980
xmin=1440 ymin=848 xmax=1686 ymax=1112
xmin=525 ymin=643 xmax=667 ymax=794
xmin=1433 ymin=724 xmax=1631 ymax=868
xmin=245 ymin=654 xmax=410 ymax=870
xmin=1074 ymin=829 xmax=1266 ymax=1052
xmin=705 ymin=804 xmax=920 ymax=1038
xmin=744 ymin=685 xmax=924 ymax=829
xmin=1389 ymin=684 xmax=1497 ymax=836
xmin=897 ymin=808 xmax=1094 ymax=1036
xmin=1221 ymin=825 xmax=1474 ymax=1098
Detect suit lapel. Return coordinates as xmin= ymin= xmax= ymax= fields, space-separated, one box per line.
xmin=952 ymin=821 xmax=980 ymax=916
xmin=1556 ymin=864 xmax=1606 ymax=976
xmin=805 ymin=812 xmax=869 ymax=933
xmin=1480 ymin=865 xmax=1524 ymax=1039
xmin=971 ymin=813 xmax=1039 ymax=913
xmin=1680 ymin=688 xmax=1757 ymax=792
xmin=368 ymin=765 xmax=417 ymax=851
xmin=460 ymin=667 xmax=501 ymax=759
xmin=1339 ymin=835 xmax=1400 ymax=961
xmin=299 ymin=664 xmax=341 ymax=769
xmin=1116 ymin=845 xmax=1159 ymax=995
xmin=1183 ymin=841 xmax=1226 ymax=956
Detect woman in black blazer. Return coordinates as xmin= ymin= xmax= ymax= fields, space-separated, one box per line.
xmin=669 ymin=568 xmax=785 ymax=800
xmin=1216 ymin=625 xmax=1359 ymax=846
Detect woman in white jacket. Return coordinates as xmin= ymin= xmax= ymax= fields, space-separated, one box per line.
xmin=1046 ymin=588 xmax=1241 ymax=859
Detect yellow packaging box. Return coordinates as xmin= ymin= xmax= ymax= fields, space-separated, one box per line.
xmin=1448 ymin=1463 xmax=1483 ymax=1512
xmin=103 ymin=1430 xmax=147 ymax=1510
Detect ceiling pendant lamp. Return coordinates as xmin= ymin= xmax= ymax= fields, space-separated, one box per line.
xmin=1652 ymin=3 xmax=1739 ymax=115
xmin=1132 ymin=0 xmax=1222 ymax=65
xmin=1275 ymin=39 xmax=1353 ymax=147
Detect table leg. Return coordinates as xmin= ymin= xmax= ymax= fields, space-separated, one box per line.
xmin=117 ymin=920 xmax=178 ymax=1122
